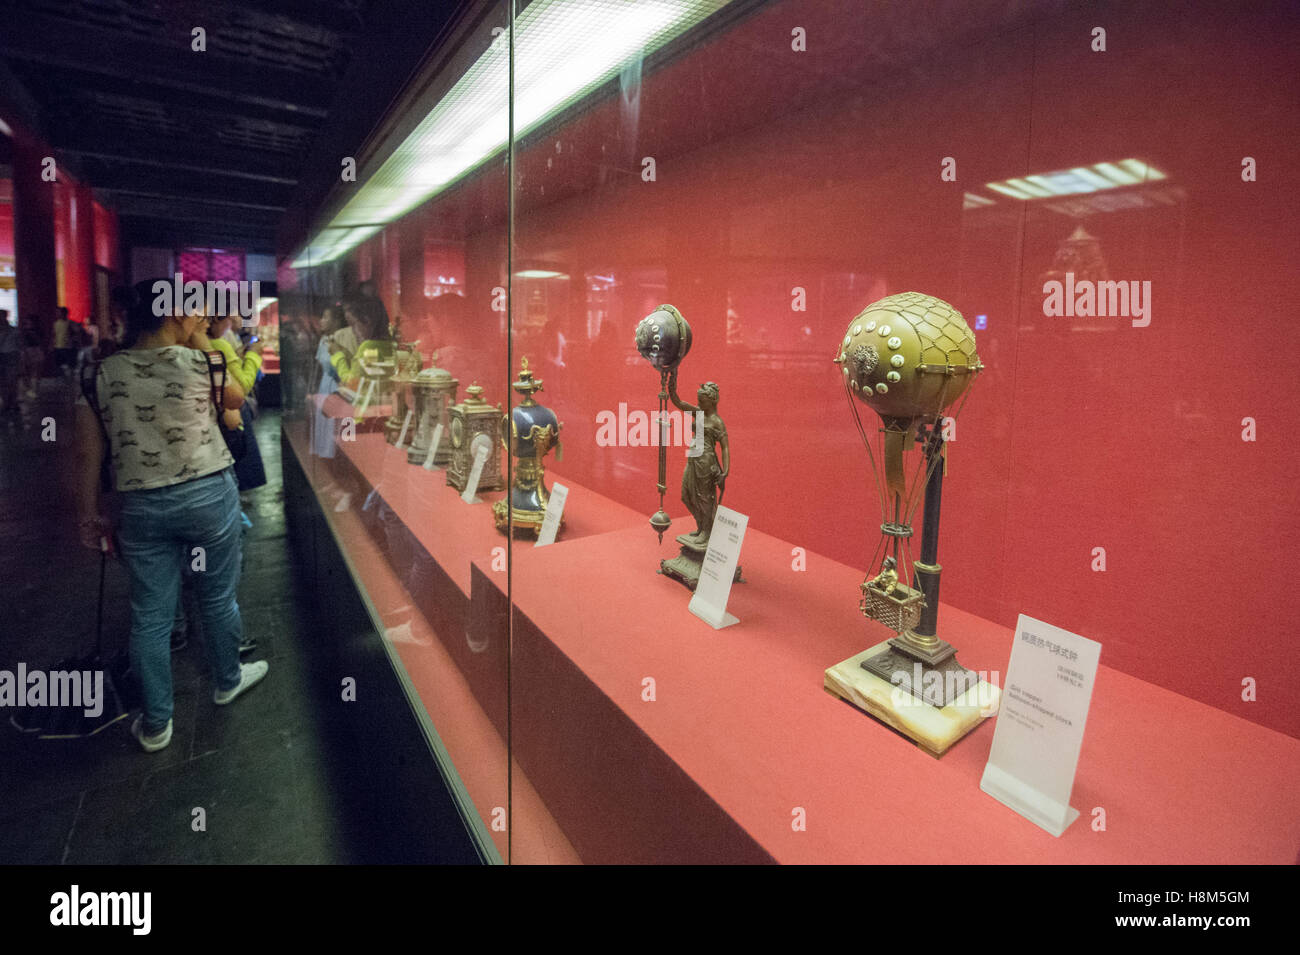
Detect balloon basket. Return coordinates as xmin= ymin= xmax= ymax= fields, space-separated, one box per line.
xmin=859 ymin=579 xmax=925 ymax=633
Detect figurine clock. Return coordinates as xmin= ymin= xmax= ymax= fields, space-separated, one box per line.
xmin=634 ymin=304 xmax=741 ymax=591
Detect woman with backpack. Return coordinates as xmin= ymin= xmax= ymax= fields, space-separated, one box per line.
xmin=75 ymin=285 xmax=268 ymax=752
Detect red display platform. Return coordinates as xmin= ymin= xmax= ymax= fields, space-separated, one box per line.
xmin=315 ymin=425 xmax=644 ymax=739
xmin=481 ymin=526 xmax=1300 ymax=864
xmin=318 ymin=392 xmax=392 ymax=430
xmin=288 ymin=419 xmax=1300 ymax=864
xmin=286 ymin=420 xmax=580 ymax=863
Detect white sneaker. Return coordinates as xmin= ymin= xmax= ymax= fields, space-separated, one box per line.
xmin=213 ymin=660 xmax=269 ymax=705
xmin=131 ymin=716 xmax=173 ymax=753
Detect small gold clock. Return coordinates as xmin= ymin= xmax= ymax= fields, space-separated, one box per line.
xmin=446 ymin=384 xmax=505 ymax=493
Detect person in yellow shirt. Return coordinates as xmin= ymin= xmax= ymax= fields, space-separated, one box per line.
xmin=206 ymin=312 xmax=267 ymax=492
xmin=207 ymin=314 xmax=263 ymax=395
xmin=327 ymin=295 xmax=392 ymax=387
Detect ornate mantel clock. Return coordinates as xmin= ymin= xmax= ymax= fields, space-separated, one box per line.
xmin=493 ymin=358 xmax=563 ymax=536
xmin=406 ymin=355 xmax=459 ymax=465
xmin=446 ymin=383 xmax=505 ymax=493
xmin=823 ymin=291 xmax=996 ymax=757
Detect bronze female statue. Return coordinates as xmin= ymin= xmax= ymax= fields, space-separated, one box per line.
xmin=669 ymin=371 xmax=728 ymax=548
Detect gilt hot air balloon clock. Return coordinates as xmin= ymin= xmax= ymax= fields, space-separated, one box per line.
xmin=824 ymin=292 xmax=1000 ymax=757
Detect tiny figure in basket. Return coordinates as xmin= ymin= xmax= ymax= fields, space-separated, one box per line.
xmin=868 ymin=556 xmax=900 ymax=596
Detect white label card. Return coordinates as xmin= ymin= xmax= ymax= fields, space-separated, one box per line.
xmin=687 ymin=505 xmax=747 ymax=629
xmin=422 ymin=423 xmax=445 ymax=470
xmin=534 ymin=483 xmax=568 ymax=547
xmin=980 ymin=614 xmax=1101 ymax=837
xmin=395 ymin=409 xmax=413 ymax=450
xmin=354 ymin=377 xmax=376 ymax=418
xmin=460 ymin=442 xmax=490 ymax=503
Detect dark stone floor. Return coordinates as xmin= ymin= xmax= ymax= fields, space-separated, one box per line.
xmin=0 ymin=376 xmax=470 ymax=864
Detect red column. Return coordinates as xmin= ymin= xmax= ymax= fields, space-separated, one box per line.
xmin=11 ymin=131 xmax=58 ymax=347
xmin=69 ymin=180 xmax=95 ymax=324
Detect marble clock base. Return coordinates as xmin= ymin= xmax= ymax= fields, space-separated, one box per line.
xmin=824 ymin=640 xmax=1000 ymax=758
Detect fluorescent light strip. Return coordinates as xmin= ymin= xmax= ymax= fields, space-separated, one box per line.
xmin=986 ymin=182 xmax=1034 ymax=200
xmin=1091 ymin=161 xmax=1140 ymax=186
xmin=1118 ymin=158 xmax=1165 ymax=181
xmin=295 ymin=0 xmax=733 ymax=268
xmin=1004 ymin=176 xmax=1055 ymax=198
xmin=983 ymin=159 xmax=1167 ymax=203
xmin=1068 ymin=166 xmax=1115 ymax=191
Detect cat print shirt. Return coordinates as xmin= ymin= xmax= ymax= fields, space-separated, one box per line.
xmin=93 ymin=346 xmax=234 ymax=491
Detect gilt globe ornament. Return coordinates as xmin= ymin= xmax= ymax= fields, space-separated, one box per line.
xmin=635 ymin=305 xmax=693 ymax=372
xmin=835 ymin=291 xmax=980 ymax=425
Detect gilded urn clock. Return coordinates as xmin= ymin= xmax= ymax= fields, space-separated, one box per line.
xmin=493 ymin=358 xmax=563 ymax=536
xmin=446 ymin=383 xmax=505 ymax=493
xmin=406 ymin=355 xmax=459 ymax=465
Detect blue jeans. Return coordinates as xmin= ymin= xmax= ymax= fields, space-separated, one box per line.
xmin=118 ymin=468 xmax=244 ymax=732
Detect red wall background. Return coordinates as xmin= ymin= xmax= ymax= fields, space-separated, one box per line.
xmin=303 ymin=0 xmax=1300 ymax=737
xmin=0 ymin=179 xmax=13 ymax=258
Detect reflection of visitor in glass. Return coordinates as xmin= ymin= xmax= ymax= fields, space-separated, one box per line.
xmin=312 ymin=305 xmax=347 ymax=459
xmin=669 ymin=373 xmax=728 ymax=548
xmin=329 ymin=296 xmax=392 ymax=385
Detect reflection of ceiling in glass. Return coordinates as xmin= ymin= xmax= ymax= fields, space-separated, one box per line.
xmin=292 ymin=0 xmax=735 ymax=269
xmin=969 ymin=159 xmax=1182 ymax=217
xmin=987 ymin=159 xmax=1166 ymax=199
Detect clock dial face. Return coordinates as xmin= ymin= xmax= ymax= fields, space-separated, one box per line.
xmin=451 ymin=416 xmax=464 ymax=447
xmin=470 ymin=432 xmax=493 ymax=459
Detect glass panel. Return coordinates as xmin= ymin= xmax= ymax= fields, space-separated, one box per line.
xmin=277 ymin=0 xmax=1298 ymax=864
xmin=505 ymin=0 xmax=1300 ymax=863
xmin=279 ymin=0 xmax=513 ymax=863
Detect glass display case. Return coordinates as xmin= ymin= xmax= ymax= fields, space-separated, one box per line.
xmin=277 ymin=0 xmax=1300 ymax=863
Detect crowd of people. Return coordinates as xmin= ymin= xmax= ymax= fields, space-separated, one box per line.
xmin=12 ymin=279 xmax=390 ymax=753
xmin=0 ymin=300 xmax=132 ymax=417
xmin=0 ymin=308 xmax=71 ymax=415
